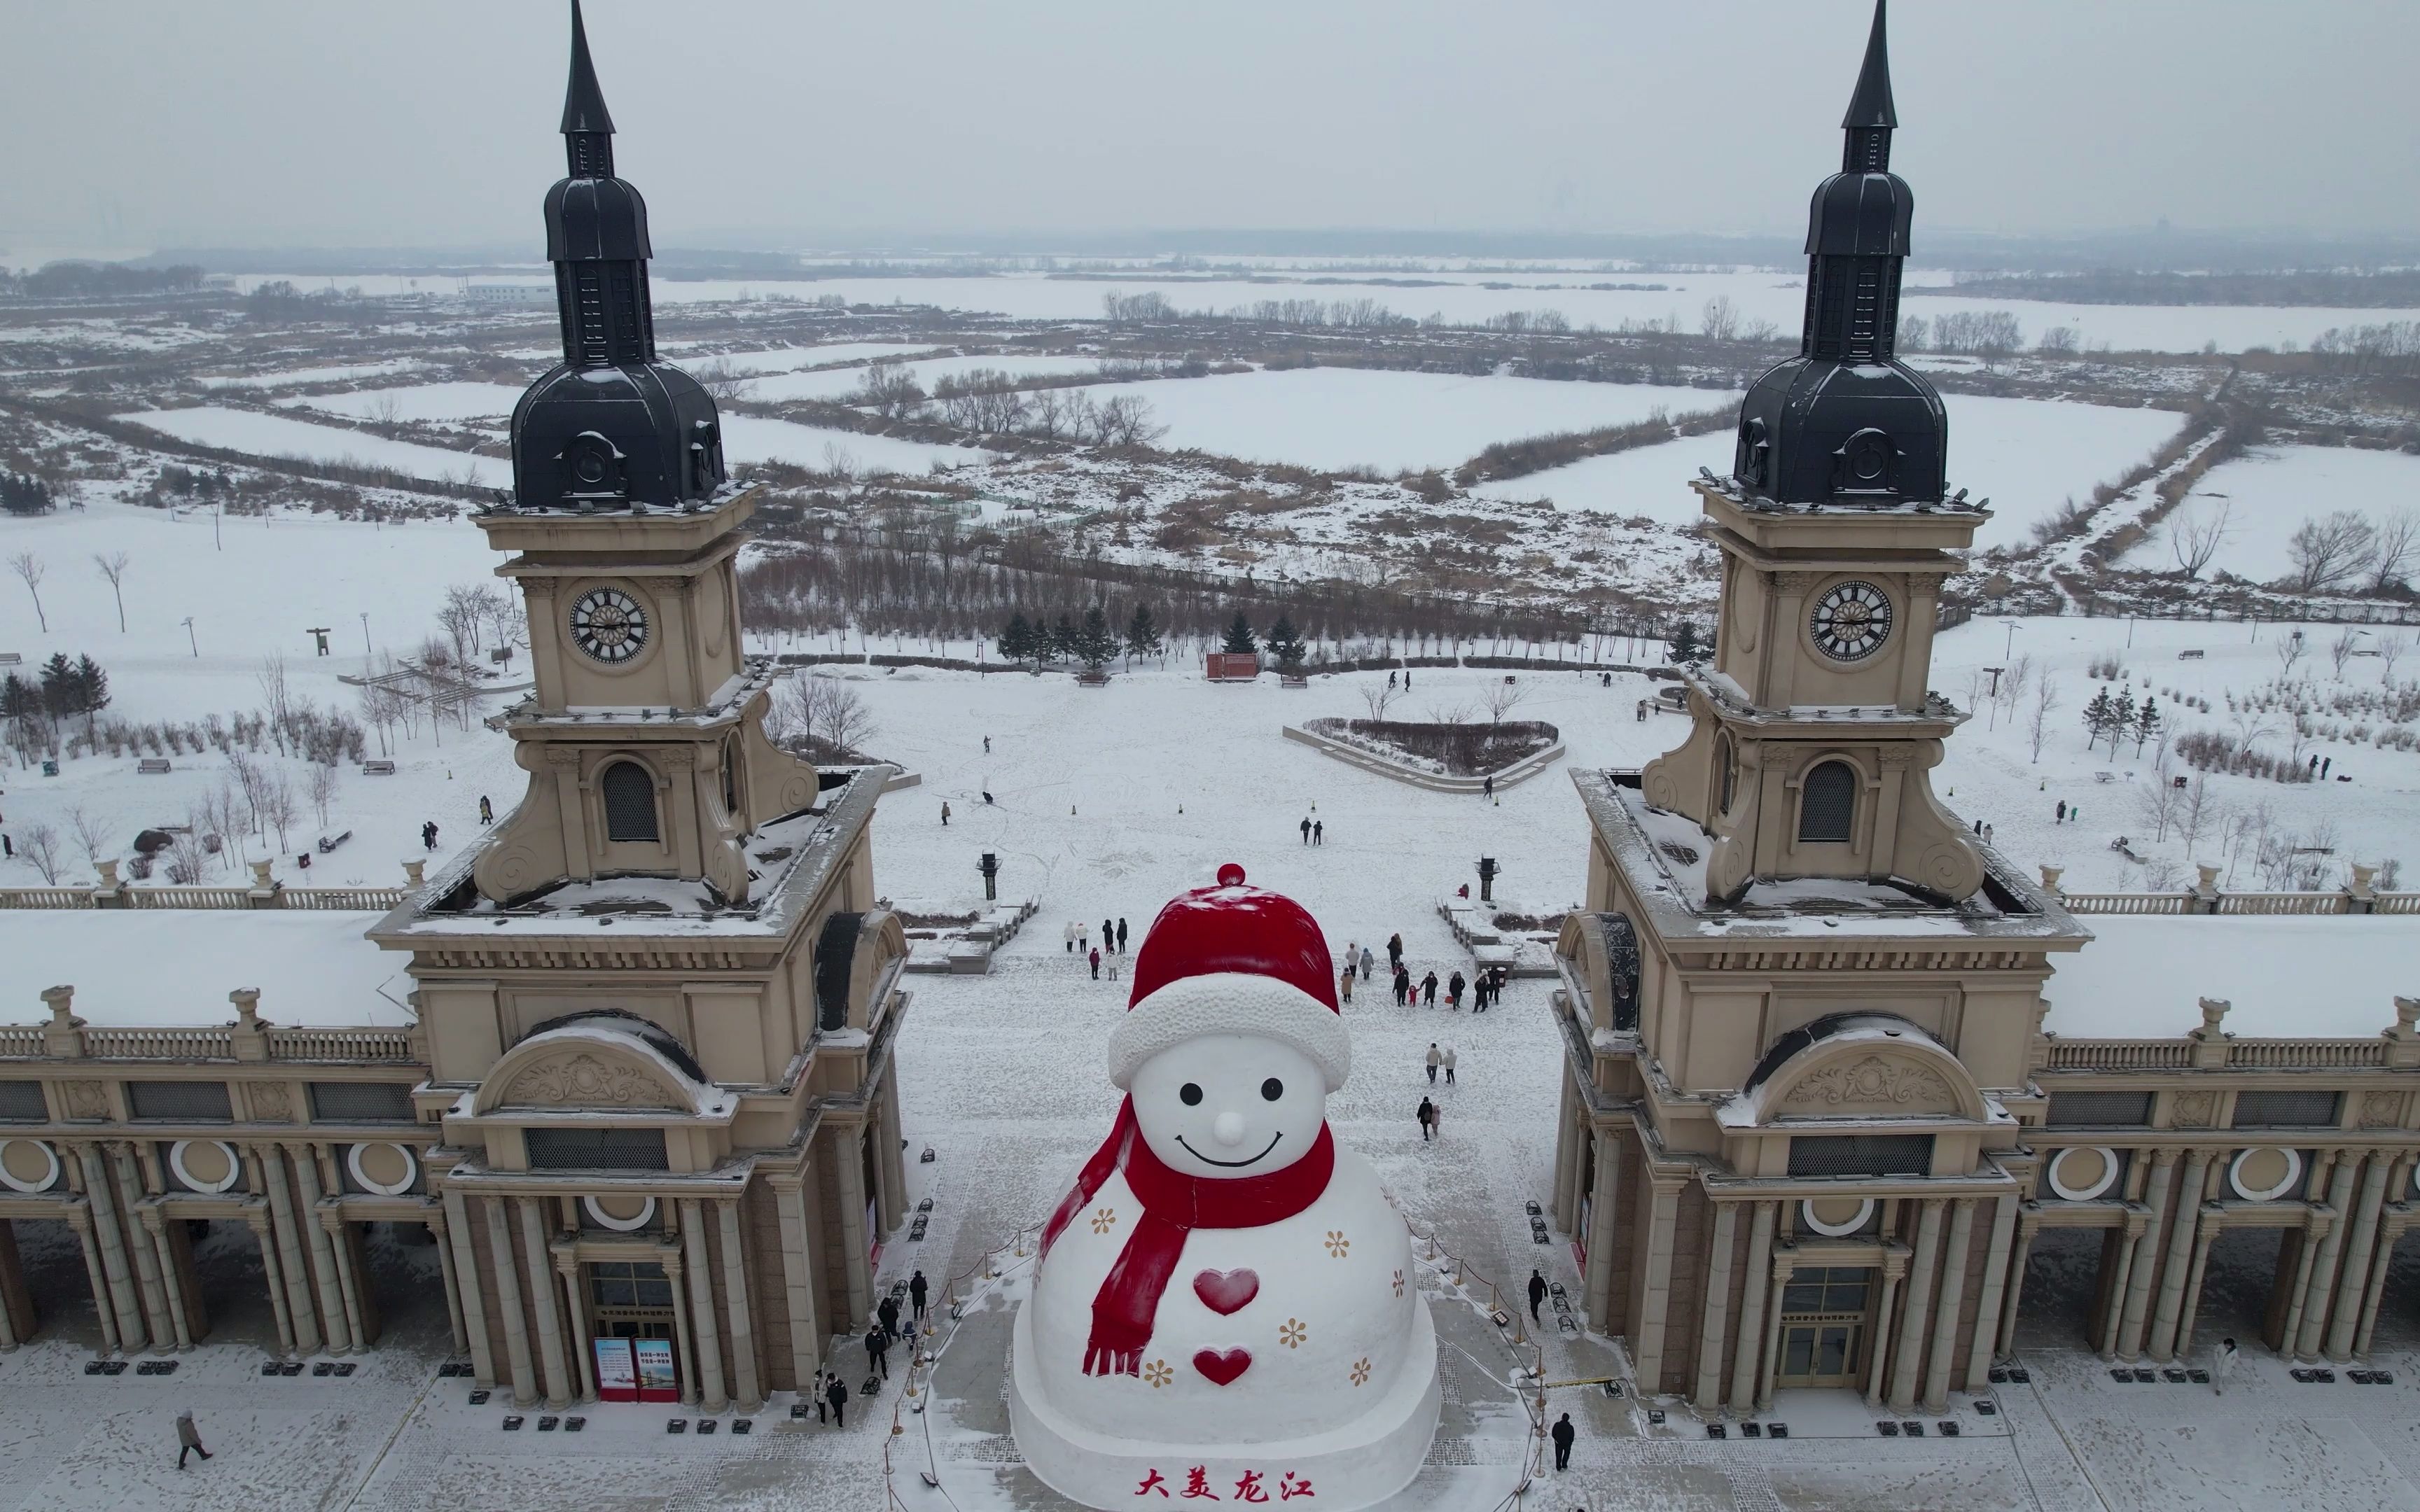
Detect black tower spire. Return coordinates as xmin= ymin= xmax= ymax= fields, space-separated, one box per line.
xmin=1730 ymin=0 xmax=1945 ymax=509
xmin=508 ymin=0 xmax=726 ymax=512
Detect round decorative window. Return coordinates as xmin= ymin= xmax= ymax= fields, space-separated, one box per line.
xmin=2045 ymin=1146 xmax=2121 ymax=1202
xmin=1800 ymin=1196 xmax=1875 ymax=1238
xmin=2229 ymin=1147 xmax=2302 ymax=1203
xmin=169 ymin=1139 xmax=242 ymax=1195
xmin=570 ymin=587 xmax=649 ymax=664
xmin=583 ymin=1194 xmax=659 ymax=1232
xmin=0 ymin=1138 xmax=61 ymax=1194
xmin=346 ymin=1141 xmax=421 ymax=1197
xmin=1809 ymin=580 xmax=1893 ymax=662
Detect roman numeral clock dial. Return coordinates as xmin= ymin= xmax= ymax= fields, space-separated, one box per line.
xmin=1809 ymin=580 xmax=1892 ymax=662
xmin=570 ymin=586 xmax=649 ymax=664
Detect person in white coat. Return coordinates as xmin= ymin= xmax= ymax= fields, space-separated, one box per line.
xmin=2211 ymin=1336 xmax=2239 ymax=1395
xmin=1440 ymin=1045 xmax=1457 ymax=1087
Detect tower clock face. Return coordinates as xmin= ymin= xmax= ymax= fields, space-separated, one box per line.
xmin=1809 ymin=580 xmax=1893 ymax=662
xmin=569 ymin=586 xmax=649 ymax=664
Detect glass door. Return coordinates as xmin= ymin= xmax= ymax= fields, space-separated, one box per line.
xmin=1774 ymin=1266 xmax=1874 ymax=1389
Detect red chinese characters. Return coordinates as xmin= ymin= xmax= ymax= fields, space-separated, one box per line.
xmin=1131 ymin=1468 xmax=1316 ymax=1500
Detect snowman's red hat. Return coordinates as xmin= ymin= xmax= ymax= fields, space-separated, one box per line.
xmin=1108 ymin=862 xmax=1351 ymax=1091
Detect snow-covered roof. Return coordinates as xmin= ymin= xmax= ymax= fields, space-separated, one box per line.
xmin=2042 ymin=914 xmax=2420 ymax=1042
xmin=0 ymin=909 xmax=410 ymax=1028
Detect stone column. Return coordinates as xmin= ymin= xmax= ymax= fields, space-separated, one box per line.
xmin=718 ymin=1200 xmax=763 ymax=1412
xmin=1758 ymin=1252 xmax=1795 ymax=1411
xmin=1730 ymin=1203 xmax=1776 ymax=1410
xmin=2296 ymin=1152 xmax=2363 ymax=1359
xmin=427 ymin=1207 xmax=470 ymax=1357
xmin=2175 ymin=1209 xmax=2223 ymax=1359
xmin=139 ymin=1210 xmax=194 ymax=1351
xmin=321 ymin=1212 xmax=368 ymax=1352
xmin=64 ymin=1205 xmax=121 ymax=1355
xmin=2099 ymin=1215 xmax=2143 ymax=1359
xmin=1864 ymin=1259 xmax=1902 ymax=1408
xmin=2149 ymin=1149 xmax=2212 ymax=1361
xmin=1584 ymin=1129 xmax=1622 ymax=1331
xmin=1996 ymin=1217 xmax=2038 ymax=1359
xmin=555 ymin=1251 xmax=596 ymax=1401
xmin=257 ymin=1145 xmax=324 ymax=1354
xmin=441 ymin=1188 xmax=494 ymax=1383
xmin=875 ymin=1062 xmax=907 ymax=1237
xmin=2275 ymin=1212 xmax=2328 ymax=1357
xmin=2353 ymin=1209 xmax=2412 ymax=1360
xmin=481 ymin=1196 xmax=539 ymax=1407
xmin=680 ymin=1199 xmax=729 ymax=1412
xmin=664 ymin=1245 xmax=700 ymax=1407
xmin=246 ymin=1210 xmax=297 ymax=1357
xmin=1965 ymin=1196 xmax=2018 ymax=1390
xmin=2118 ymin=1148 xmax=2179 ymax=1359
xmin=831 ymin=1128 xmax=874 ymax=1330
xmin=1550 ymin=1079 xmax=1580 ymax=1235
xmin=1692 ymin=1202 xmax=1738 ymax=1411
xmin=108 ymin=1145 xmax=174 ymax=1352
xmin=516 ymin=1198 xmax=572 ymax=1408
xmin=1632 ymin=1178 xmax=1682 ymax=1393
xmin=76 ymin=1147 xmax=147 ymax=1350
xmin=770 ymin=1175 xmax=824 ymax=1389
xmin=1888 ymin=1199 xmax=1944 ymax=1411
xmin=1922 ymin=1198 xmax=1976 ymax=1413
xmin=288 ymin=1143 xmax=352 ymax=1354
xmin=2325 ymin=1150 xmax=2393 ymax=1361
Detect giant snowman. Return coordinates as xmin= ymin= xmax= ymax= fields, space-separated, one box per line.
xmin=1010 ymin=864 xmax=1440 ymax=1510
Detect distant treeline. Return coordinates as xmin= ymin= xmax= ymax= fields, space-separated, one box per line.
xmin=2 ymin=261 xmax=205 ymax=300
xmin=1924 ymin=270 xmax=2420 ymax=309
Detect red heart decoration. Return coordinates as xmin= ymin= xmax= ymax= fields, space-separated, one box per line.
xmin=1192 ymin=1348 xmax=1253 ymax=1386
xmin=1192 ymin=1268 xmax=1260 ymax=1316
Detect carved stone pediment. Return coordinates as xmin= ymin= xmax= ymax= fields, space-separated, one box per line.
xmin=1779 ymin=1053 xmax=1958 ymax=1116
xmin=501 ymin=1051 xmax=682 ymax=1110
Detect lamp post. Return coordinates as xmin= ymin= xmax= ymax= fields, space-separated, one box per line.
xmin=978 ymin=852 xmax=1000 ymax=903
xmin=1477 ymin=856 xmax=1498 ymax=904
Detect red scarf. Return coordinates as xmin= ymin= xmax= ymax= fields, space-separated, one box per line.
xmin=1040 ymin=1096 xmax=1335 ymax=1376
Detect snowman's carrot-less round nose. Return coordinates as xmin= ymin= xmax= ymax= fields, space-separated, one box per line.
xmin=1213 ymin=1110 xmax=1247 ymax=1146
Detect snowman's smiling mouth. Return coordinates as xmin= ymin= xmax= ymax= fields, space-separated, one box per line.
xmin=1176 ymin=1133 xmax=1282 ymax=1168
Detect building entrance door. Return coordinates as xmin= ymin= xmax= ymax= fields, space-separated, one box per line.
xmin=1774 ymin=1266 xmax=1874 ymax=1389
xmin=587 ymin=1260 xmax=676 ymax=1341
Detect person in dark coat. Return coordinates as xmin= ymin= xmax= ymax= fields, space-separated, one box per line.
xmin=867 ymin=1320 xmax=890 ymax=1379
xmin=826 ymin=1372 xmax=849 ymax=1427
xmin=1312 ymin=819 xmax=1323 ymax=845
xmin=1417 ymin=1096 xmax=1435 ymax=1142
xmin=1447 ymin=970 xmax=1466 ymax=1009
xmin=1387 ymin=932 xmax=1403 ymax=969
xmin=877 ymin=1294 xmax=900 ymax=1342
xmin=1528 ymin=1269 xmax=1548 ymax=1323
xmin=1101 ymin=918 xmax=1114 ymax=955
xmin=1116 ymin=918 xmax=1129 ymax=953
xmin=1421 ymin=971 xmax=1438 ymax=1007
xmin=478 ymin=794 xmax=493 ymax=825
xmin=910 ymin=1270 xmax=929 ymax=1324
xmin=1089 ymin=947 xmax=1101 ymax=980
xmin=1551 ymin=1412 xmax=1575 ymax=1471
xmin=1300 ymin=816 xmax=1312 ymax=844
xmin=1393 ymin=967 xmax=1410 ymax=1005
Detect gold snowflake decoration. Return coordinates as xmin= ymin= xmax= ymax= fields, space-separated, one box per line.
xmin=1090 ymin=1206 xmax=1116 ymax=1235
xmin=1350 ymin=1357 xmax=1372 ymax=1387
xmin=1391 ymin=1268 xmax=1405 ymax=1297
xmin=1323 ymin=1230 xmax=1350 ymax=1258
xmin=1280 ymin=1318 xmax=1308 ymax=1349
xmin=1143 ymin=1359 xmax=1173 ymax=1388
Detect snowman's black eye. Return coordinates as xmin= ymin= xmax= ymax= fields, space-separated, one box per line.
xmin=1261 ymin=1078 xmax=1284 ymax=1101
xmin=1180 ymin=1083 xmax=1203 ymax=1105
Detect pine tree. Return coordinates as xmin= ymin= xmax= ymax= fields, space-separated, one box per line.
xmin=1052 ymin=614 xmax=1078 ymax=664
xmin=1223 ymin=611 xmax=1257 ymax=654
xmin=0 ymin=672 xmax=34 ymax=723
xmin=1124 ymin=603 xmax=1163 ymax=664
xmin=2132 ymin=697 xmax=2161 ymax=756
xmin=2080 ymin=687 xmax=2116 ymax=752
xmin=1668 ymin=620 xmax=1701 ymax=662
xmin=38 ymin=652 xmax=76 ymax=720
xmin=71 ymin=654 xmax=109 ymax=735
xmin=999 ymin=611 xmax=1033 ymax=662
xmin=1076 ymin=606 xmax=1118 ymax=671
xmin=1266 ymin=614 xmax=1305 ymax=668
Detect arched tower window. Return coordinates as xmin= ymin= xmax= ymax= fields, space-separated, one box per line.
xmin=601 ymin=761 xmax=660 ymax=843
xmin=1797 ymin=761 xmax=1856 ymax=844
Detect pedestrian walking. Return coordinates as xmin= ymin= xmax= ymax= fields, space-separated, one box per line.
xmin=174 ymin=1408 xmax=211 ymax=1469
xmin=1089 ymin=946 xmax=1101 ymax=980
xmin=1388 ymin=669 xmax=1397 ymax=688
xmin=941 ymin=801 xmax=952 ymax=826
xmin=1393 ymin=967 xmax=1410 ymax=1006
xmin=1 ymin=834 xmax=11 ymax=858
xmin=983 ymin=735 xmax=991 ymax=753
xmin=1425 ymin=1044 xmax=1440 ymax=1083
xmin=2212 ymin=1336 xmax=2239 ymax=1395
xmin=1102 ymin=918 xmax=1114 ymax=955
xmin=1078 ymin=920 xmax=1090 ymax=951
xmin=2071 ymin=805 xmax=2079 ymax=823
xmin=1064 ymin=920 xmax=1076 ymax=953
xmin=2323 ymin=757 xmax=2332 ymax=778
xmin=867 ymin=1320 xmax=890 ymax=1380
xmin=1422 ymin=971 xmax=1438 ymax=1007
xmin=1313 ymin=819 xmax=1323 ymax=845
xmin=1116 ymin=918 xmax=1129 ymax=952
xmin=1387 ymin=932 xmax=1403 ymax=969
xmin=1300 ymin=816 xmax=1312 ymax=845
xmin=1551 ymin=1412 xmax=1575 ymax=1471
xmin=2056 ymin=800 xmax=2066 ymax=823
xmin=478 ymin=794 xmax=493 ymax=825
xmin=1358 ymin=945 xmax=1374 ymax=980
xmin=1429 ymin=1100 xmax=1442 ymax=1139
xmin=1340 ymin=965 xmax=1356 ymax=1005
xmin=1447 ymin=970 xmax=1466 ymax=1009
xmin=421 ymin=820 xmax=438 ymax=851
xmin=877 ymin=1293 xmax=900 ymax=1342
xmin=1483 ymin=774 xmax=1495 ymax=799
xmin=910 ymin=1270 xmax=929 ymax=1324
xmin=826 ymin=1372 xmax=849 ymax=1427
xmin=813 ymin=1369 xmax=829 ymax=1422
xmin=1417 ymin=1096 xmax=1435 ymax=1142
xmin=1441 ymin=1044 xmax=1457 ymax=1086
xmin=1528 ymin=1268 xmax=1548 ymax=1323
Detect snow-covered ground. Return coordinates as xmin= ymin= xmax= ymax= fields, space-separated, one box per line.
xmin=746 ymin=352 xmax=1112 ymax=405
xmin=720 ymin=413 xmax=978 ymax=477
xmin=2120 ymin=444 xmax=2420 ymax=583
xmin=1059 ymin=368 xmax=1734 ymax=474
xmin=112 ymin=406 xmax=508 ymax=488
xmin=285 ymin=382 xmax=525 ymax=424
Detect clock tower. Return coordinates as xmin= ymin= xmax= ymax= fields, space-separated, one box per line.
xmin=1640 ymin=0 xmax=1989 ymax=905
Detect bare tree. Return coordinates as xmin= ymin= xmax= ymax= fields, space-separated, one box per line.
xmin=1481 ymin=679 xmax=1529 ymax=724
xmin=257 ymin=656 xmax=294 ymax=756
xmin=165 ymin=814 xmax=213 ymax=883
xmin=1360 ymin=682 xmax=1405 ymax=722
xmin=2136 ymin=753 xmax=2181 ymax=841
xmin=856 ymin=360 xmax=926 ymax=420
xmin=366 ymin=391 xmax=404 ymax=426
xmin=262 ymin=768 xmax=299 ymax=855
xmin=1088 ymin=394 xmax=1166 ymax=449
xmin=2286 ymin=510 xmax=2379 ymax=593
xmin=2370 ymin=512 xmax=2419 ymax=593
xmin=2169 ymin=500 xmax=2231 ymax=580
xmin=808 ymin=678 xmax=875 ymax=758
xmin=227 ymin=752 xmax=272 ymax=841
xmin=92 ymin=551 xmax=131 ymax=632
xmin=66 ymin=805 xmax=111 ymax=867
xmin=2380 ymin=631 xmax=2409 ymax=685
xmin=688 ymin=358 xmax=753 ymax=404
xmin=8 ymin=551 xmax=46 ymax=633
xmin=2026 ymin=678 xmax=2061 ymax=764
xmin=198 ymin=780 xmax=248 ymax=866
xmin=18 ymin=822 xmax=62 ymax=884
xmin=2275 ymin=631 xmax=2307 ymax=680
xmin=1699 ymin=295 xmax=1740 ymax=342
xmin=2178 ymin=771 xmax=2223 ymax=855
xmin=2331 ymin=626 xmax=2363 ymax=678
xmin=307 ymin=762 xmax=340 ymax=828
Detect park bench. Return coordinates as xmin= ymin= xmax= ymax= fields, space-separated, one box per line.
xmin=317 ymin=830 xmax=353 ymax=854
xmin=136 ymin=758 xmax=172 ymax=775
xmin=361 ymin=760 xmax=398 ymax=776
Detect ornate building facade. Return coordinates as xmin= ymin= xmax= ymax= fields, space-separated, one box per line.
xmin=1547 ymin=2 xmax=2420 ymax=1416
xmin=0 ymin=4 xmax=908 ymax=1412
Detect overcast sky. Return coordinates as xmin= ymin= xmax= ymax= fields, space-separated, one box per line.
xmin=5 ymin=0 xmax=2418 ymax=257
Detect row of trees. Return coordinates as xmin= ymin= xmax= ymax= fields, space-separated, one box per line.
xmin=2283 ymin=509 xmax=2420 ymax=594
xmin=2080 ymin=687 xmax=2163 ymax=757
xmin=0 ymin=472 xmax=57 ymax=516
xmin=909 ymin=366 xmax=1167 ymax=445
xmin=1896 ymin=310 xmax=2029 ymax=358
xmin=0 ymin=653 xmax=110 ymax=734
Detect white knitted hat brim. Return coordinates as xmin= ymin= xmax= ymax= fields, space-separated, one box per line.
xmin=1106 ymin=972 xmax=1351 ymax=1091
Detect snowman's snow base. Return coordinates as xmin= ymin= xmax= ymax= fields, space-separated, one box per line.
xmin=1009 ymin=1292 xmax=1441 ymax=1512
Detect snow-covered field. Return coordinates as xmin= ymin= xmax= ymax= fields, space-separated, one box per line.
xmin=1470 ymin=394 xmax=2185 ymax=549
xmin=113 ymin=406 xmax=508 ymax=487
xmin=747 ymin=352 xmax=1111 ymax=405
xmin=1062 ymin=368 xmax=1734 ymax=474
xmin=721 ymin=413 xmax=978 ymax=477
xmin=286 ymin=382 xmax=524 ymax=424
xmin=2122 ymin=444 xmax=2420 ymax=583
